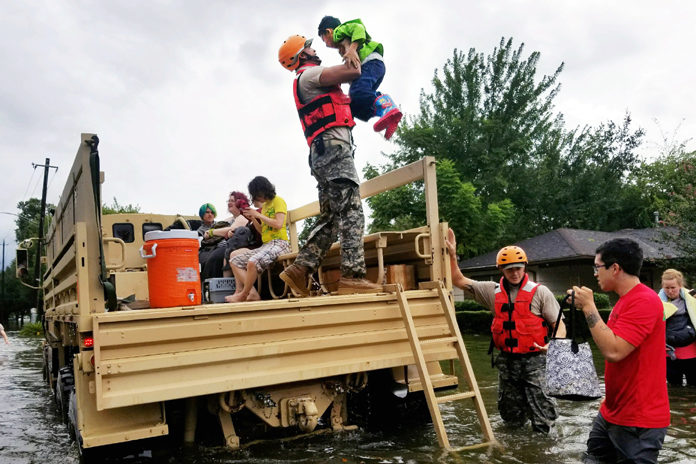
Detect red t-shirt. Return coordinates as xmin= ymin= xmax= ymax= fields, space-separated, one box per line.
xmin=600 ymin=283 xmax=670 ymax=428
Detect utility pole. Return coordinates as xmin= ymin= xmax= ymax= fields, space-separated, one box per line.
xmin=32 ymin=157 xmax=58 ymax=321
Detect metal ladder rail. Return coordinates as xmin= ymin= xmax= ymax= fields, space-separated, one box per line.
xmin=394 ymin=282 xmax=495 ymax=451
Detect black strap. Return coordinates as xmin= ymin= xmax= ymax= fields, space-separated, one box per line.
xmin=87 ymin=136 xmax=117 ymax=312
xmin=552 ymin=291 xmax=580 ymax=353
xmin=304 ymin=114 xmax=337 ymax=138
xmin=552 ymin=292 xmax=570 ymax=338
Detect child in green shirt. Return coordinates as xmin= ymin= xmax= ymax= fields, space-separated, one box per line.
xmin=318 ymin=16 xmax=402 ymax=140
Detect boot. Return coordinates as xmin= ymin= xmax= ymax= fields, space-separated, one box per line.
xmin=372 ymin=94 xmax=403 ymax=139
xmin=337 ymin=276 xmax=383 ymax=295
xmin=279 ymin=263 xmax=310 ymax=297
xmin=384 ymin=119 xmax=399 ymax=140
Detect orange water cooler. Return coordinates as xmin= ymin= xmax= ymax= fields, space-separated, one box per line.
xmin=140 ymin=230 xmax=201 ymax=307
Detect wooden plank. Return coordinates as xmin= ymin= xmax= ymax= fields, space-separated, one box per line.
xmin=436 ymin=283 xmax=496 ymax=445
xmin=91 ymin=289 xmax=463 ymax=410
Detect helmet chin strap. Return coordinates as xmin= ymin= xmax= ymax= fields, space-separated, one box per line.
xmin=301 ymin=54 xmax=322 ymax=66
xmin=502 ymin=273 xmax=525 ymax=292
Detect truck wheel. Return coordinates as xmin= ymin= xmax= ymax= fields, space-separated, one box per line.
xmin=56 ymin=367 xmax=74 ymax=424
xmin=69 ymin=389 xmax=98 ymax=463
xmin=42 ymin=347 xmax=49 ymax=382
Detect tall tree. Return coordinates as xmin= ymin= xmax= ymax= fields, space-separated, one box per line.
xmin=102 ymin=197 xmax=141 ymax=215
xmin=370 ymin=37 xmax=651 ymax=255
xmin=633 ymin=149 xmax=696 ymax=258
xmin=14 ymin=198 xmax=54 ymax=287
xmin=392 ymin=38 xmax=564 ymax=205
xmin=365 ymin=159 xmax=515 ymax=257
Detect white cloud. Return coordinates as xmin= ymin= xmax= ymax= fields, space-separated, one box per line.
xmin=2 ymin=0 xmax=695 ymax=265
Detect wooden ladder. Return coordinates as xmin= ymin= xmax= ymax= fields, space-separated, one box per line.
xmin=394 ymin=281 xmax=496 ymax=451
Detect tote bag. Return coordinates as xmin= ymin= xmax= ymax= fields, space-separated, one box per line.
xmin=545 ymin=292 xmax=602 ymax=401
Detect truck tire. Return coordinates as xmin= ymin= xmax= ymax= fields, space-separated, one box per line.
xmin=56 ymin=367 xmax=75 ymax=424
xmin=347 ymin=369 xmax=431 ymax=430
xmin=69 ymin=389 xmax=98 ymax=463
xmin=42 ymin=345 xmax=49 ymax=382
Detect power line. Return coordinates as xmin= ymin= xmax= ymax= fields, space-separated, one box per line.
xmin=46 ymin=166 xmax=59 ymax=193
xmin=20 ymin=165 xmax=38 ymax=200
xmin=28 ymin=172 xmax=43 ymax=199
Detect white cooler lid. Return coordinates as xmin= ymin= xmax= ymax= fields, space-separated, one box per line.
xmin=144 ymin=230 xmax=200 ymax=241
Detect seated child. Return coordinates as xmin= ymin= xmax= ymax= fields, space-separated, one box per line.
xmin=318 ymin=15 xmax=403 ymax=140
xmin=225 ymin=176 xmax=290 ymax=302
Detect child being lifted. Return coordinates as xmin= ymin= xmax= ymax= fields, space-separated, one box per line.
xmin=318 ymin=16 xmax=403 ymax=140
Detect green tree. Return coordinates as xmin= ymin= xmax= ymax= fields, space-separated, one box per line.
xmin=102 ymin=197 xmax=141 ymax=215
xmin=15 ymin=198 xmax=53 ymax=243
xmin=14 ymin=198 xmax=54 ymax=289
xmin=634 ymin=148 xmax=696 ymax=258
xmin=392 ymin=38 xmax=565 ymax=205
xmin=513 ymin=115 xmax=650 ymax=235
xmin=372 ymin=37 xmax=651 ymax=253
xmin=1 ymin=259 xmax=34 ymax=325
xmin=3 ymin=198 xmax=52 ymax=325
xmin=365 ymin=159 xmax=515 ymax=257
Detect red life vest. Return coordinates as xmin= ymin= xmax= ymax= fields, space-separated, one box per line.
xmin=294 ymin=64 xmax=356 ymax=146
xmin=491 ymin=275 xmax=549 ymax=354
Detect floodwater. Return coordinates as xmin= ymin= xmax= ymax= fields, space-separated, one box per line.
xmin=1 ymin=332 xmax=695 ymax=464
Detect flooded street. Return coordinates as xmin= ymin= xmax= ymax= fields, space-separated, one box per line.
xmin=1 ymin=332 xmax=695 ymax=464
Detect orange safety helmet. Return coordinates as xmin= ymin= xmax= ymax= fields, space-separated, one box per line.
xmin=496 ymin=246 xmax=528 ymax=268
xmin=278 ymin=35 xmax=313 ymax=71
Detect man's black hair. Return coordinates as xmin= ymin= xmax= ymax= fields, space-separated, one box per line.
xmin=596 ymin=238 xmax=643 ymax=277
xmin=248 ymin=176 xmax=276 ymax=201
xmin=318 ymin=16 xmax=341 ymax=36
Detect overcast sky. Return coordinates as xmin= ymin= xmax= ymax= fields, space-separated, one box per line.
xmin=2 ymin=0 xmax=695 ymax=267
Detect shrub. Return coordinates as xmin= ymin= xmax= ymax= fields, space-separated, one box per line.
xmin=455 ymin=300 xmax=487 ymax=312
xmin=19 ymin=322 xmax=43 ymax=337
xmin=455 ymin=310 xmax=492 ymax=334
xmin=555 ymin=292 xmax=611 ymax=310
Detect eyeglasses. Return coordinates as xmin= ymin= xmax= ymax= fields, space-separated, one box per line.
xmin=592 ymin=262 xmax=614 ymax=273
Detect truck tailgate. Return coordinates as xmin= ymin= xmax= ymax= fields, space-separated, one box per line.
xmin=92 ymin=289 xmax=459 ymax=410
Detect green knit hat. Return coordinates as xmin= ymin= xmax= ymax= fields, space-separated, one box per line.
xmin=198 ymin=203 xmax=217 ymax=219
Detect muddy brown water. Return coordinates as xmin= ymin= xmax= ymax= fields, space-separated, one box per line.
xmin=1 ymin=332 xmax=694 ymax=463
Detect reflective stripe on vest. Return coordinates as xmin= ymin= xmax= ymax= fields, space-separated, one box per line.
xmin=294 ymin=64 xmax=356 ymax=146
xmin=491 ymin=274 xmax=549 ymax=354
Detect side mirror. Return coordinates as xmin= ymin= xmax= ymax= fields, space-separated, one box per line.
xmin=16 ymin=247 xmax=29 ymax=279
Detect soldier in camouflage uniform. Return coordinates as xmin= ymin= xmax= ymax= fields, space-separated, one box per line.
xmin=277 ymin=35 xmax=381 ymax=296
xmin=445 ymin=229 xmax=566 ymax=433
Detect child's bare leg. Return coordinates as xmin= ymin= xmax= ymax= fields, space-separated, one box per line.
xmin=246 ymin=286 xmax=261 ymax=301
xmin=222 ymin=259 xmax=232 ymax=278
xmin=226 ymin=249 xmax=248 ymax=285
xmin=242 ymin=261 xmax=259 ymax=301
xmin=226 ymin=265 xmax=247 ymax=302
xmin=227 ymin=261 xmax=258 ymax=302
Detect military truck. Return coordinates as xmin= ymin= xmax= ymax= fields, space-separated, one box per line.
xmin=24 ymin=133 xmax=493 ymax=461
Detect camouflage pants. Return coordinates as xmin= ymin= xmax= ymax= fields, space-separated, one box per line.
xmin=494 ymin=353 xmax=558 ymax=433
xmin=295 ymin=140 xmax=366 ymax=277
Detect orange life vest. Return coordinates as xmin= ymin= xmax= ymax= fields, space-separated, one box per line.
xmin=491 ymin=275 xmax=549 ymax=354
xmin=294 ymin=64 xmax=356 ymax=146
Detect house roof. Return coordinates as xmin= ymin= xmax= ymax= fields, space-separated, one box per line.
xmin=458 ymin=227 xmax=681 ymax=271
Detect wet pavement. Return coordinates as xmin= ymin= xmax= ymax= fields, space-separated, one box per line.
xmin=0 ymin=332 xmax=694 ymax=463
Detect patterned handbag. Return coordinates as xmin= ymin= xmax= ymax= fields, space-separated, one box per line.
xmin=545 ymin=292 xmax=602 ymax=401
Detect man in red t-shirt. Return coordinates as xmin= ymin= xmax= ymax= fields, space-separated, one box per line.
xmin=572 ymin=238 xmax=670 ymax=464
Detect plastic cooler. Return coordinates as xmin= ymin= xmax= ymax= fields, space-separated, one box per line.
xmin=140 ymin=230 xmax=202 ymax=308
